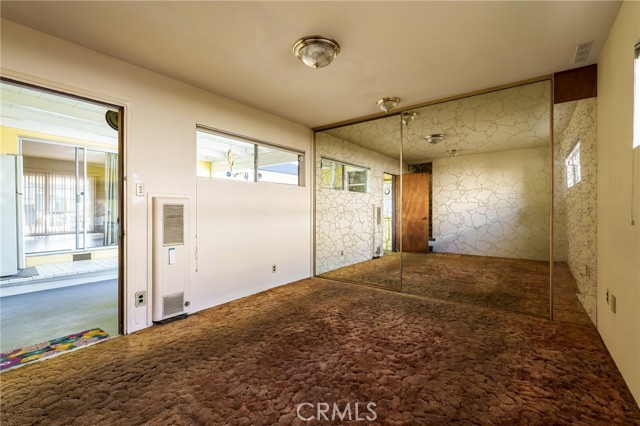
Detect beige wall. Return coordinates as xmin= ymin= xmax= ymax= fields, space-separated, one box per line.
xmin=597 ymin=1 xmax=640 ymax=405
xmin=0 ymin=19 xmax=313 ymax=334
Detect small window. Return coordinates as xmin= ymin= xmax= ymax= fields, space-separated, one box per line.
xmin=197 ymin=128 xmax=304 ymax=186
xmin=196 ymin=131 xmax=254 ymax=181
xmin=320 ymin=158 xmax=368 ymax=193
xmin=320 ymin=160 xmax=344 ymax=189
xmin=257 ymin=146 xmax=300 ymax=185
xmin=566 ymin=140 xmax=581 ymax=188
xmin=346 ymin=166 xmax=367 ymax=193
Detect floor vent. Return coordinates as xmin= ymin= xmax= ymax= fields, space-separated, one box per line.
xmin=573 ymin=41 xmax=593 ymax=64
xmin=73 ymin=253 xmax=92 ymax=262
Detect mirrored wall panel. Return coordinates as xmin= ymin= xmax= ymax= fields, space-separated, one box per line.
xmin=553 ymin=97 xmax=598 ymax=327
xmin=315 ymin=115 xmax=403 ymax=290
xmin=313 ymin=79 xmax=601 ymax=322
xmin=399 ymin=81 xmax=552 ymax=318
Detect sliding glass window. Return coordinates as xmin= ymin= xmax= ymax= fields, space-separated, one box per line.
xmin=319 ymin=158 xmax=369 ymax=193
xmin=196 ymin=128 xmax=304 ymax=186
xmin=20 ymin=139 xmax=118 ymax=254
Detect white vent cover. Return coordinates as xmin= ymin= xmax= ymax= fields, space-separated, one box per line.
xmin=163 ymin=204 xmax=184 ymax=246
xmin=163 ymin=292 xmax=184 ymax=318
xmin=573 ymin=41 xmax=593 ymax=64
xmin=152 ymin=196 xmax=189 ymax=322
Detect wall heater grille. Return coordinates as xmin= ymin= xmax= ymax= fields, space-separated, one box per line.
xmin=163 ymin=292 xmax=185 ymax=318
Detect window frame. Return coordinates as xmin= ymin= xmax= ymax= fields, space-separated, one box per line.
xmin=319 ymin=157 xmax=369 ymax=193
xmin=566 ymin=139 xmax=581 ymax=189
xmin=196 ymin=125 xmax=305 ymax=187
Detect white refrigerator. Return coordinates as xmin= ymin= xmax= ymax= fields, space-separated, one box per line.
xmin=1 ymin=154 xmax=25 ymax=277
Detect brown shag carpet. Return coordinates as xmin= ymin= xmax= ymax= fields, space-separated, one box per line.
xmin=2 ymin=278 xmax=638 ymax=425
xmin=319 ymin=253 xmax=593 ymax=326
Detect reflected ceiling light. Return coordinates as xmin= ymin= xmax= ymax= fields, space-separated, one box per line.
xmin=402 ymin=111 xmax=417 ymax=126
xmin=293 ymin=35 xmax=341 ymax=69
xmin=425 ymin=133 xmax=445 ymax=144
xmin=376 ymin=97 xmax=400 ymax=113
xmin=447 ymin=149 xmax=461 ymax=157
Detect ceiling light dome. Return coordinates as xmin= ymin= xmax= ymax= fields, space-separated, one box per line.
xmin=426 ymin=133 xmax=445 ymax=144
xmin=293 ymin=35 xmax=341 ymax=69
xmin=376 ymin=97 xmax=400 ymax=113
xmin=402 ymin=111 xmax=417 ymax=126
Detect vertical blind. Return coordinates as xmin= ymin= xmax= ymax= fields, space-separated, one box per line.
xmin=23 ymin=169 xmax=96 ymax=236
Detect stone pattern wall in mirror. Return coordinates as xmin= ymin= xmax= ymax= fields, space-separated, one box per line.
xmin=553 ymin=97 xmax=597 ymax=326
xmin=407 ymin=82 xmax=551 ymax=259
xmin=400 ymin=81 xmax=553 ymax=318
xmin=313 ymin=79 xmax=596 ymax=325
xmin=315 ymin=116 xmax=403 ymax=290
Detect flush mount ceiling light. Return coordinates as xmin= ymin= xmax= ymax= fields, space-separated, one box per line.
xmin=376 ymin=97 xmax=400 ymax=113
xmin=293 ymin=35 xmax=341 ymax=69
xmin=447 ymin=149 xmax=461 ymax=157
xmin=402 ymin=111 xmax=417 ymax=126
xmin=425 ymin=133 xmax=445 ymax=144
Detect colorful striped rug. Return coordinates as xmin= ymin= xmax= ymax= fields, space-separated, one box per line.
xmin=0 ymin=328 xmax=109 ymax=372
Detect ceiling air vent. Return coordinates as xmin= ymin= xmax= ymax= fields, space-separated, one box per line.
xmin=573 ymin=41 xmax=593 ymax=64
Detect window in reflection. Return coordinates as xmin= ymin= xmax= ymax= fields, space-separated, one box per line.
xmin=566 ymin=140 xmax=581 ymax=188
xmin=320 ymin=158 xmax=369 ymax=193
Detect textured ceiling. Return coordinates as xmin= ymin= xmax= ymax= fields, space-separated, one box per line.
xmin=0 ymin=1 xmax=620 ymax=128
xmin=324 ymin=80 xmax=551 ymax=163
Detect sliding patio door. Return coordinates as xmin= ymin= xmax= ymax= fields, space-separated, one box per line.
xmin=22 ymin=140 xmax=118 ymax=254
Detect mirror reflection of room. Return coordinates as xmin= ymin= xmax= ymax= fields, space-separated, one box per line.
xmin=400 ymin=81 xmax=552 ymax=318
xmin=315 ymin=79 xmax=597 ymax=325
xmin=552 ymin=87 xmax=598 ymax=327
xmin=315 ymin=115 xmax=403 ymax=291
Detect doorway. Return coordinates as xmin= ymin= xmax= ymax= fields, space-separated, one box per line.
xmin=382 ymin=173 xmax=397 ymax=254
xmin=0 ymin=79 xmax=123 ymax=360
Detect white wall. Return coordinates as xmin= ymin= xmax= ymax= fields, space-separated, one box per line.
xmin=431 ymin=147 xmax=550 ymax=261
xmin=315 ymin=132 xmax=401 ymax=274
xmin=596 ymin=1 xmax=640 ymax=405
xmin=0 ymin=19 xmax=312 ymax=334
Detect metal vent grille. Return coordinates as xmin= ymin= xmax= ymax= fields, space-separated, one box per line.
xmin=375 ymin=206 xmax=382 ymax=226
xmin=573 ymin=41 xmax=593 ymax=64
xmin=73 ymin=253 xmax=92 ymax=262
xmin=163 ymin=292 xmax=184 ymax=318
xmin=163 ymin=204 xmax=184 ymax=246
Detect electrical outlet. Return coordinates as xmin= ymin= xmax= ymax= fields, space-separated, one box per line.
xmin=340 ymin=250 xmax=344 ymax=256
xmin=606 ymin=289 xmax=609 ymax=304
xmin=272 ymin=264 xmax=277 ymax=273
xmin=135 ymin=183 xmax=144 ymax=196
xmin=134 ymin=291 xmax=146 ymax=307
